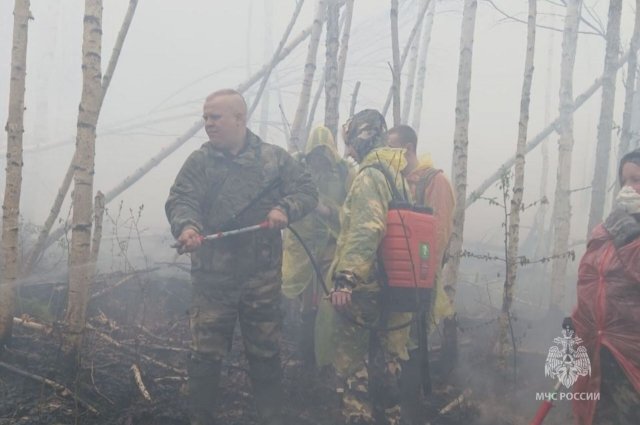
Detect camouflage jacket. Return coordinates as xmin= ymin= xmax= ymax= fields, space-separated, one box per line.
xmin=330 ymin=147 xmax=409 ymax=292
xmin=165 ymin=130 xmax=318 ymax=280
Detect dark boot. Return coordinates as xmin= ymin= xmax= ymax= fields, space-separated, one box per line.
xmin=400 ymin=349 xmax=421 ymax=425
xmin=187 ymin=353 xmax=222 ymax=425
xmin=248 ymin=355 xmax=284 ymax=425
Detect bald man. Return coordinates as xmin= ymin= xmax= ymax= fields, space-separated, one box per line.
xmin=166 ymin=89 xmax=318 ymax=425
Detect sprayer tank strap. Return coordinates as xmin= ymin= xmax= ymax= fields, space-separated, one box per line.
xmin=415 ymin=168 xmax=443 ymax=207
xmin=357 ymin=162 xmax=407 ymax=202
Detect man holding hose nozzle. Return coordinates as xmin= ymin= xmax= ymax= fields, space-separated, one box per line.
xmin=165 ymin=89 xmax=317 ymax=425
xmin=571 ymin=148 xmax=640 ymax=425
xmin=316 ymin=109 xmax=412 ymax=425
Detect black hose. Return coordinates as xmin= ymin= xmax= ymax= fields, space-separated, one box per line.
xmin=287 ymin=225 xmax=416 ymax=332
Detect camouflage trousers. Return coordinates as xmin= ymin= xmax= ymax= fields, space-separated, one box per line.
xmin=593 ymin=348 xmax=640 ymax=425
xmin=333 ymin=291 xmax=411 ymax=425
xmin=189 ymin=268 xmax=283 ymax=362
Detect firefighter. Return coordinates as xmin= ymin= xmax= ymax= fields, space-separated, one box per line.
xmin=165 ymin=89 xmax=317 ymax=425
xmin=387 ymin=124 xmax=456 ymax=424
xmin=282 ymin=126 xmax=354 ymax=366
xmin=316 ymin=109 xmax=412 ymax=425
xmin=571 ymin=148 xmax=640 ymax=425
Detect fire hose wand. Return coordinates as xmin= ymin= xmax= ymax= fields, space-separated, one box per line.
xmin=529 ymin=380 xmax=562 ymax=425
xmin=171 ymin=221 xmax=270 ymax=254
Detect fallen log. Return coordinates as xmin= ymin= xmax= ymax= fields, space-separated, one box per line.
xmin=439 ymin=388 xmax=472 ymax=415
xmin=131 ymin=363 xmax=152 ymax=401
xmin=86 ymin=323 xmax=186 ymax=375
xmin=0 ymin=360 xmax=99 ymax=415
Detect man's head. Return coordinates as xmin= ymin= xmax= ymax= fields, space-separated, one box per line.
xmin=342 ymin=109 xmax=387 ymax=162
xmin=619 ymin=148 xmax=640 ymax=194
xmin=387 ymin=125 xmax=418 ymax=174
xmin=203 ymin=89 xmax=248 ymax=154
xmin=387 ymin=125 xmax=417 ymax=153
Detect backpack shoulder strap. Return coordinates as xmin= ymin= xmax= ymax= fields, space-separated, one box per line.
xmin=359 ymin=162 xmax=405 ymax=201
xmin=415 ymin=168 xmax=443 ymax=206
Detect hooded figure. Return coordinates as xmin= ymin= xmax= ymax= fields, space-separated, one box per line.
xmin=571 ymin=148 xmax=640 ymax=425
xmin=282 ymin=126 xmax=354 ymax=363
xmin=316 ymin=109 xmax=412 ymax=425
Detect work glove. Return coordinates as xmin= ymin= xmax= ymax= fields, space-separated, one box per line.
xmin=603 ymin=208 xmax=640 ymax=248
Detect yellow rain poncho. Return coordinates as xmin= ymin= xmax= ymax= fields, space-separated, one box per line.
xmin=315 ymin=147 xmax=412 ymax=369
xmin=281 ymin=127 xmax=354 ymax=300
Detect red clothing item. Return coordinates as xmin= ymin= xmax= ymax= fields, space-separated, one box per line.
xmin=571 ymin=224 xmax=640 ymax=425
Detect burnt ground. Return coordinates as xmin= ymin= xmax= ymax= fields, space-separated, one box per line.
xmin=0 ymin=269 xmax=573 ymax=425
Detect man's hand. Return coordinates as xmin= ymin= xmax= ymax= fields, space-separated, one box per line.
xmin=178 ymin=227 xmax=203 ymax=252
xmin=330 ymin=273 xmax=355 ymax=308
xmin=267 ymin=207 xmax=288 ymax=229
xmin=330 ymin=288 xmax=352 ymax=308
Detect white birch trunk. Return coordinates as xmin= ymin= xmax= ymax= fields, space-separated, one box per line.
xmin=441 ymin=0 xmax=478 ymax=312
xmin=0 ymin=0 xmax=31 ymax=345
xmin=411 ymin=0 xmax=435 ymax=134
xmin=350 ymin=80 xmax=361 ymax=117
xmin=586 ymin=0 xmax=622 ymax=236
xmin=390 ymin=0 xmax=402 ymax=126
xmin=401 ymin=0 xmax=428 ymax=125
xmin=259 ymin=0 xmax=274 ymax=141
xmin=289 ymin=0 xmax=326 ymax=151
xmin=382 ymin=0 xmax=430 ymax=117
xmin=23 ymin=0 xmax=139 ymax=276
xmin=549 ymin=0 xmax=582 ymax=313
xmin=324 ymin=0 xmax=341 ymax=138
xmin=335 ymin=0 xmax=354 ymax=106
xmin=247 ymin=0 xmax=305 ymax=118
xmin=533 ymin=15 xmax=557 ymax=263
xmin=616 ymin=4 xmax=640 ymax=166
xmin=63 ymin=0 xmax=103 ymax=354
xmin=500 ymin=0 xmax=536 ymax=366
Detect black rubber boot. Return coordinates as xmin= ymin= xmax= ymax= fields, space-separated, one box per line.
xmin=400 ymin=349 xmax=422 ymax=425
xmin=187 ymin=353 xmax=222 ymax=425
xmin=248 ymin=355 xmax=284 ymax=425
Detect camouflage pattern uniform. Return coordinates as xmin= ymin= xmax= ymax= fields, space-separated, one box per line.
xmin=165 ymin=130 xmax=317 ymax=425
xmin=320 ymin=110 xmax=412 ymax=425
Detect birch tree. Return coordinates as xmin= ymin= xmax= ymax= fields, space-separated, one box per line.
xmin=411 ymin=0 xmax=436 ymax=134
xmin=500 ymin=0 xmax=537 ymax=366
xmin=586 ymin=0 xmax=622 ymax=236
xmin=440 ymin=0 xmax=477 ymax=367
xmin=0 ymin=0 xmax=31 ymax=345
xmin=259 ymin=0 xmax=274 ymax=141
xmin=616 ymin=4 xmax=640 ymax=167
xmin=549 ymin=0 xmax=582 ymax=313
xmin=324 ymin=0 xmax=341 ymax=138
xmin=381 ymin=1 xmax=430 ymax=117
xmin=24 ymin=0 xmax=139 ymax=276
xmin=401 ymin=0 xmax=428 ymax=124
xmin=335 ymin=0 xmax=354 ymax=108
xmin=247 ymin=0 xmax=305 ymax=118
xmin=390 ymin=0 xmax=402 ymax=126
xmin=289 ymin=0 xmax=326 ymax=151
xmin=63 ymin=0 xmax=104 ymax=355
